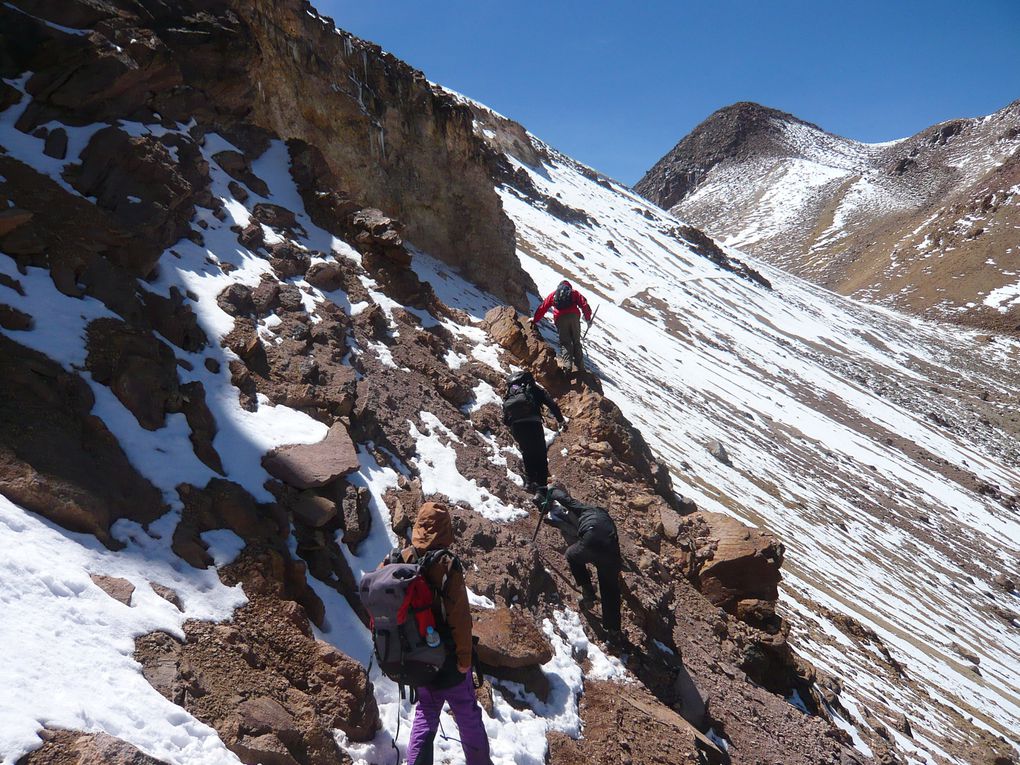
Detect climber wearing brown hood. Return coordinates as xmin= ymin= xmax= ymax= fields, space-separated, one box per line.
xmin=401 ymin=502 xmax=491 ymax=765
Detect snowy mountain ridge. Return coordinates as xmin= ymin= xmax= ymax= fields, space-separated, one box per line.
xmin=637 ymin=100 xmax=1020 ymax=329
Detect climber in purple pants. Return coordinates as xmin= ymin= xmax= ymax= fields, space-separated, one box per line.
xmin=399 ymin=503 xmax=492 ymax=765
xmin=405 ymin=671 xmax=490 ymax=765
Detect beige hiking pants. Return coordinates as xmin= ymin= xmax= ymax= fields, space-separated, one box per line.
xmin=555 ymin=312 xmax=585 ymax=371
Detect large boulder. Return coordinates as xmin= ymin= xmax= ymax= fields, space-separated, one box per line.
xmin=17 ymin=730 xmax=169 ymax=765
xmin=212 ymin=150 xmax=270 ymax=196
xmin=0 ymin=207 xmax=33 ymax=237
xmin=548 ymin=681 xmax=724 ymax=765
xmin=348 ymin=208 xmax=408 ymax=264
xmin=472 ymin=606 xmax=553 ymax=668
xmin=172 ymin=478 xmax=287 ymax=569
xmin=66 ymin=127 xmax=199 ymax=274
xmin=90 ymin=574 xmax=136 ymax=606
xmin=261 ymin=423 xmax=359 ymax=489
xmin=0 ymin=336 xmax=166 ymax=547
xmin=338 ymin=481 xmax=372 ymax=552
xmin=681 ymin=510 xmax=785 ymax=625
xmin=86 ymin=318 xmax=181 ymax=431
xmin=291 ymin=490 xmax=338 ymax=529
xmin=483 ymin=305 xmax=561 ymax=387
xmin=384 ymin=476 xmax=424 ymax=539
xmin=472 ymin=605 xmax=554 ymax=702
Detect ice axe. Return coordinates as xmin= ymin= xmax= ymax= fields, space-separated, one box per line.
xmin=582 ymin=305 xmax=599 ymax=341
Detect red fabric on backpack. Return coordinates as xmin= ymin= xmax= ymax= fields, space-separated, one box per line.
xmin=397 ymin=575 xmax=438 ymax=635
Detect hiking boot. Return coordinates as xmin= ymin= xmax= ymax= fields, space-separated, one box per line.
xmin=579 ymin=589 xmax=596 ymax=610
xmin=606 ymin=629 xmax=626 ymax=647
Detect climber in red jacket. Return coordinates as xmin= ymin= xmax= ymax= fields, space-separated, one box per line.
xmin=531 ymin=280 xmax=593 ymax=373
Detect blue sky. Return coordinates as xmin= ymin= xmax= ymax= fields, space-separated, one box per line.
xmin=317 ymin=1 xmax=1020 ymax=185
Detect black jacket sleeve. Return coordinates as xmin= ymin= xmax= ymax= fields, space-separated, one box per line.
xmin=554 ymin=493 xmax=595 ymax=515
xmin=535 ymin=385 xmax=564 ymax=423
xmin=554 ymin=494 xmax=617 ymax=541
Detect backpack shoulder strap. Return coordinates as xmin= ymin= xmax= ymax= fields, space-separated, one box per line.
xmin=386 ymin=546 xmax=408 ymax=565
xmin=419 ymin=548 xmax=462 ymax=595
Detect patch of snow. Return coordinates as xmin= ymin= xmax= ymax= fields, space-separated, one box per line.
xmin=466 ymin=379 xmax=502 ymax=414
xmin=705 ymin=727 xmax=730 ymax=752
xmin=408 ymin=412 xmax=525 ymax=522
xmin=982 ymin=279 xmax=1020 ymax=311
xmin=553 ymin=610 xmax=629 ymax=683
xmin=787 ymin=688 xmax=810 ymax=714
xmin=2 ymin=3 xmax=90 ymax=35
xmin=0 ymin=495 xmax=245 ymax=765
xmin=467 ymin=590 xmax=496 ymax=609
xmin=199 ymin=529 xmax=246 ymax=568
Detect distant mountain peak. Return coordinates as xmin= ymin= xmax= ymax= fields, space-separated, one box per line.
xmin=636 ymin=96 xmax=1020 ymax=329
xmin=708 ymin=100 xmax=819 ymax=130
xmin=635 ymin=101 xmax=828 ymax=209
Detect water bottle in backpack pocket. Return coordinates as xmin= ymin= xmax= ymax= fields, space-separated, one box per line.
xmin=359 ymin=553 xmax=450 ymax=689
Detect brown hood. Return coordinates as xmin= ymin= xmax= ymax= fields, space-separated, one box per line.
xmin=411 ymin=501 xmax=454 ymax=551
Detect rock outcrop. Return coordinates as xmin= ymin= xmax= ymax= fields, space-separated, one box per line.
xmin=1 ymin=0 xmax=532 ymax=309
xmin=0 ymin=336 xmax=166 ymax=547
xmin=681 ymin=510 xmax=785 ymax=629
xmin=262 ymin=424 xmax=360 ymax=490
xmin=17 ymin=730 xmax=168 ymax=765
xmin=135 ymin=572 xmax=378 ymax=765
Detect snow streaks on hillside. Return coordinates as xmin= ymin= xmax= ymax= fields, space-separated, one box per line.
xmin=493 ymin=136 xmax=1020 ymax=763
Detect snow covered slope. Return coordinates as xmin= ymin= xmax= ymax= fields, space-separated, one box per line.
xmin=484 ymin=119 xmax=1020 ymax=762
xmin=636 ymin=101 xmax=1020 ymax=328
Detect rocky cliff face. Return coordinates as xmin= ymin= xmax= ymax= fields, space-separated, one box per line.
xmin=636 ymin=100 xmax=1020 ymax=331
xmin=1 ymin=0 xmax=530 ymax=308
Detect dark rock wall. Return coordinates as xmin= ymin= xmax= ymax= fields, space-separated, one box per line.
xmin=1 ymin=0 xmax=531 ymax=308
xmin=239 ymin=0 xmax=529 ymax=307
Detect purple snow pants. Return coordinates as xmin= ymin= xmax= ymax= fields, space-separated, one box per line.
xmin=405 ymin=672 xmax=491 ymax=765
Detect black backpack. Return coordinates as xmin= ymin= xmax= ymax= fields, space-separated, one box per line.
xmin=359 ymin=548 xmax=460 ymax=695
xmin=553 ymin=281 xmax=574 ymax=309
xmin=502 ymin=373 xmax=540 ymax=423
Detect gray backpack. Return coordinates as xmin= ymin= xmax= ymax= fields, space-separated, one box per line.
xmin=553 ymin=281 xmax=574 ymax=309
xmin=359 ymin=549 xmax=457 ymax=693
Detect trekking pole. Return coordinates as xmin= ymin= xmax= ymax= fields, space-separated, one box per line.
xmin=531 ymin=491 xmax=553 ymax=543
xmin=582 ymin=305 xmax=599 ymax=342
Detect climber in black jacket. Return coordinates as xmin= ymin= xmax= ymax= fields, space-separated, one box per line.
xmin=501 ymin=370 xmax=564 ymax=491
xmin=538 ymin=486 xmax=623 ymax=641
